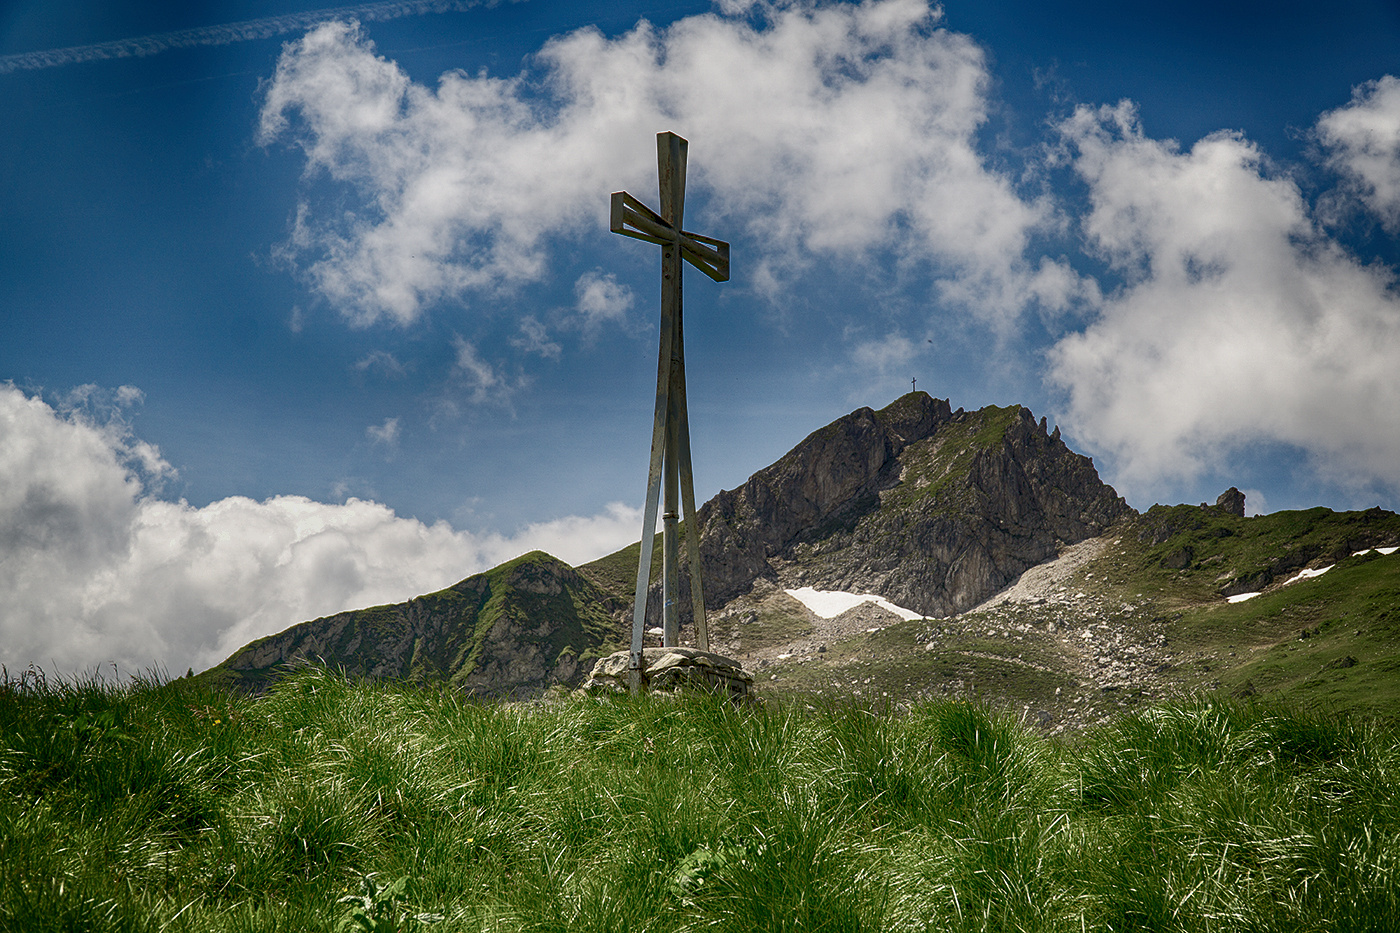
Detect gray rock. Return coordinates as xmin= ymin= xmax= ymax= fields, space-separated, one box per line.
xmin=582 ymin=647 xmax=753 ymax=700
xmin=1216 ymin=487 xmax=1246 ymax=517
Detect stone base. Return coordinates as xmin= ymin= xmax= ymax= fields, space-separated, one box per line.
xmin=582 ymin=647 xmax=753 ymax=701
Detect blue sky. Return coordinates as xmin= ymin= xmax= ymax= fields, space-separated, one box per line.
xmin=4 ymin=0 xmax=1400 ymax=675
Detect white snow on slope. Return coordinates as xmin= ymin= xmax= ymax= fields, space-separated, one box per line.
xmin=785 ymin=587 xmax=923 ymax=621
xmin=1227 ymin=546 xmax=1396 ymax=604
xmin=1282 ymin=564 xmax=1334 ymax=586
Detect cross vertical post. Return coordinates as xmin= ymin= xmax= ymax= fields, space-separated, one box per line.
xmin=610 ymin=132 xmax=729 ymax=693
xmin=660 ymin=131 xmax=684 ymax=649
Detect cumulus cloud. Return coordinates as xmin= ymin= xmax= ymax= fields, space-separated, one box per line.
xmin=1047 ymin=101 xmax=1400 ymax=501
xmin=1317 ymin=75 xmax=1400 ymax=231
xmin=0 ymin=384 xmax=642 ymax=677
xmin=479 ymin=501 xmax=644 ymax=568
xmin=572 ymin=270 xmax=635 ymax=336
xmin=259 ymin=0 xmax=1066 ymax=326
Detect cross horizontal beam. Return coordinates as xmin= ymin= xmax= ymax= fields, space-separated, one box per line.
xmin=610 ymin=191 xmax=730 ymax=283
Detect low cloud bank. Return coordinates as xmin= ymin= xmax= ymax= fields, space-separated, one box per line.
xmin=0 ymin=384 xmax=640 ymax=677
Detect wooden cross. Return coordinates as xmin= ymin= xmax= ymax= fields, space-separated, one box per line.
xmin=611 ymin=132 xmax=729 ymax=691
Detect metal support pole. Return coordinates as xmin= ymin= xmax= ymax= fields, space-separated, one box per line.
xmin=662 ymin=380 xmax=681 ymax=647
xmin=672 ymin=340 xmax=710 ymax=651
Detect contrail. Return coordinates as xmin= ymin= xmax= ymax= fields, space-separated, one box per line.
xmin=0 ymin=0 xmax=503 ymax=75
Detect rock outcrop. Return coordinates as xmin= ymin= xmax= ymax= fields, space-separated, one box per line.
xmin=582 ymin=647 xmax=752 ymax=699
xmin=647 ymin=393 xmax=1132 ymax=621
xmin=1217 ymin=487 xmax=1246 ymax=517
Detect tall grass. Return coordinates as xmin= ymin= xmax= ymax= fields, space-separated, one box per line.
xmin=2 ymin=665 xmax=1397 ymax=931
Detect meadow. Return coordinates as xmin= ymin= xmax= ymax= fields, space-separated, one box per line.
xmin=2 ymin=665 xmax=1397 ymax=932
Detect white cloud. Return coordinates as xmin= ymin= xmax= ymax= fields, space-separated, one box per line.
xmin=450 ymin=336 xmax=521 ymax=404
xmin=366 ymin=416 xmax=400 ymax=447
xmin=1240 ymin=488 xmax=1268 ymax=518
xmin=572 ymin=270 xmax=634 ymax=336
xmin=510 ymin=315 xmax=562 ymax=359
xmin=259 ymin=0 xmax=1064 ymax=327
xmin=1317 ymin=75 xmax=1400 ymax=231
xmin=353 ymin=349 xmax=407 ymax=377
xmin=0 ymin=384 xmax=643 ymax=677
xmin=851 ymin=331 xmax=917 ymax=374
xmin=473 ymin=501 xmax=644 ymax=568
xmin=1047 ymin=102 xmax=1400 ymax=501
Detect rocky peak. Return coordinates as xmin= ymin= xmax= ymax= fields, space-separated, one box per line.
xmin=1216 ymin=487 xmax=1246 ymax=517
xmin=206 ymin=392 xmax=1136 ymax=700
xmin=651 ymin=393 xmax=1133 ymax=621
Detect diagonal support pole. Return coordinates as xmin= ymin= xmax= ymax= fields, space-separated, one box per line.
xmin=628 ymin=284 xmax=676 ymax=692
xmin=671 ymin=320 xmax=709 ymax=651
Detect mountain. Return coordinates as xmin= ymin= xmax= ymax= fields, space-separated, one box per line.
xmin=203 ymin=551 xmax=618 ymax=697
xmin=205 ymin=392 xmax=1130 ymax=696
xmin=768 ymin=501 xmax=1400 ymax=731
xmin=641 ymin=392 xmax=1131 ymax=620
xmin=202 ymin=392 xmax=1400 ymax=728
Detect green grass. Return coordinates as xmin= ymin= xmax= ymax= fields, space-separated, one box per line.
xmin=4 ymin=665 xmax=1399 ymax=932
xmin=1106 ymin=535 xmax=1400 ymax=720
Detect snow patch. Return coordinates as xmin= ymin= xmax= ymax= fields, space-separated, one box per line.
xmin=785 ymin=587 xmax=923 ymax=621
xmin=1282 ymin=565 xmax=1334 ymax=586
xmin=1226 ymin=548 xmax=1394 ymax=604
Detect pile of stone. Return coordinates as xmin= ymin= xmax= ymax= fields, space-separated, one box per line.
xmin=583 ymin=647 xmax=752 ymax=701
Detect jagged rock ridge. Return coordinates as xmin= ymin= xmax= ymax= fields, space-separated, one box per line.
xmin=648 ymin=392 xmax=1132 ymax=621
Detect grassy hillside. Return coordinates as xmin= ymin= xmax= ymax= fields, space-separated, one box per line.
xmin=3 ymin=666 xmax=1398 ymax=932
xmin=203 ymin=551 xmax=623 ymax=696
xmin=577 ymin=532 xmax=664 ymax=608
xmin=1111 ymin=505 xmax=1400 ymax=717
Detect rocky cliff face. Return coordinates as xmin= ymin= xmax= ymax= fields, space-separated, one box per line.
xmin=206 ymin=551 xmax=622 ymax=695
xmin=647 ymin=393 xmax=1132 ymax=620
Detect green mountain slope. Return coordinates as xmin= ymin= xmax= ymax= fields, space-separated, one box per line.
xmin=202 ymin=551 xmax=624 ymax=695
